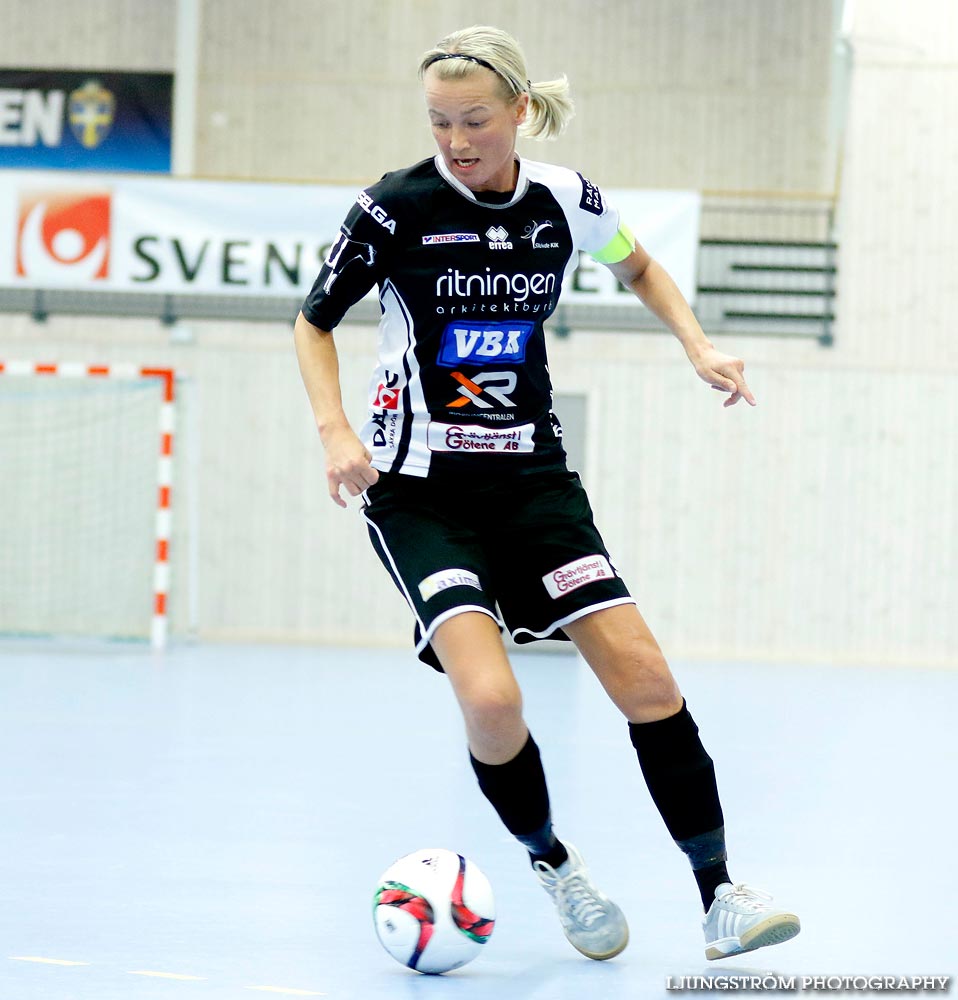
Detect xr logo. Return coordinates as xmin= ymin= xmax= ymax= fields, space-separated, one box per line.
xmin=446 ymin=371 xmax=517 ymax=409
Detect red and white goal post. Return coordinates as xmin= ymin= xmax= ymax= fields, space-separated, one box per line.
xmin=0 ymin=360 xmax=176 ymax=649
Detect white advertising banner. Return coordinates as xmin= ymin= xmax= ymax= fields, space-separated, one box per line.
xmin=0 ymin=170 xmax=699 ymax=305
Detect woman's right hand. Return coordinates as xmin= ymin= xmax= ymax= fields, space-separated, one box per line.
xmin=321 ymin=423 xmax=380 ymax=507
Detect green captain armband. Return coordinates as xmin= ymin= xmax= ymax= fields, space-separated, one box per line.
xmin=591 ymin=222 xmax=637 ymax=265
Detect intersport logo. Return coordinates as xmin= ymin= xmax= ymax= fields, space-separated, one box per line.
xmin=16 ymin=189 xmax=111 ymax=281
xmin=423 ymin=232 xmax=480 ymax=245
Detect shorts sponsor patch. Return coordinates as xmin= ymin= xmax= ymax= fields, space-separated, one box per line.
xmin=426 ymin=421 xmax=535 ymax=453
xmin=543 ymin=554 xmax=615 ymax=599
xmin=577 ymin=172 xmax=604 ymax=216
xmin=418 ymin=568 xmax=482 ymax=602
xmin=423 ymin=233 xmax=481 ymax=245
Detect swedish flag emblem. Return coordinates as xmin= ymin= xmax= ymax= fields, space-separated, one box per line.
xmin=68 ymin=80 xmax=115 ymax=149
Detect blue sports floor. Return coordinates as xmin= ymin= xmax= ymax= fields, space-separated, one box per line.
xmin=1 ymin=640 xmax=955 ymax=999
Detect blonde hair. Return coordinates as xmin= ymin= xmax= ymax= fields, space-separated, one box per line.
xmin=419 ymin=25 xmax=575 ymax=141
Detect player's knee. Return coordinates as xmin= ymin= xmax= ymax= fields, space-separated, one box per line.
xmin=618 ymin=643 xmax=683 ymax=721
xmin=459 ymin=684 xmax=523 ymax=738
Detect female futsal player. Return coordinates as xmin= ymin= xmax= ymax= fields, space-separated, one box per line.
xmin=294 ymin=25 xmax=800 ymax=963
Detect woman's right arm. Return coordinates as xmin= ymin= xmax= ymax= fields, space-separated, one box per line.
xmin=293 ymin=310 xmax=379 ymax=508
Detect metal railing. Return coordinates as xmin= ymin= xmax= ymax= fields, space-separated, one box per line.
xmin=694 ymin=192 xmax=838 ymax=346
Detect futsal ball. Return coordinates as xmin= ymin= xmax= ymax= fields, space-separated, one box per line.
xmin=372 ymin=848 xmax=495 ymax=974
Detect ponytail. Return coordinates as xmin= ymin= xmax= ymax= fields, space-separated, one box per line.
xmin=523 ymin=76 xmax=575 ymax=141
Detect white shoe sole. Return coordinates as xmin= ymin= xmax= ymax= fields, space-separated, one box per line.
xmin=566 ymin=923 xmax=630 ymax=961
xmin=706 ymin=912 xmax=801 ymax=961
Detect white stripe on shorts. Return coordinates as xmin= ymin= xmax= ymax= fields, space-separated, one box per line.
xmin=510 ymin=596 xmax=637 ymax=644
xmin=416 ymin=606 xmax=506 ymax=656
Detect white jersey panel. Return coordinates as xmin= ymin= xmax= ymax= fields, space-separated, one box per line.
xmin=361 ymin=279 xmax=433 ymax=478
xmin=521 ymin=159 xmax=621 ymax=255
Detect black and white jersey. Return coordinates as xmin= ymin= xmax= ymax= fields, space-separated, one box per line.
xmin=302 ymin=153 xmax=625 ymax=478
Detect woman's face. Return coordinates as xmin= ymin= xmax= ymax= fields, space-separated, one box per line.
xmin=424 ymin=67 xmax=528 ymax=193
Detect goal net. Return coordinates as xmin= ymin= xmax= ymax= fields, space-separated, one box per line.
xmin=0 ymin=361 xmax=175 ymax=647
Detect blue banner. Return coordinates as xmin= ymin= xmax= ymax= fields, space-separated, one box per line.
xmin=0 ymin=70 xmax=172 ymax=173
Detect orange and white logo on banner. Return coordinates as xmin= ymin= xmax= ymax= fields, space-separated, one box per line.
xmin=16 ymin=190 xmax=111 ymax=281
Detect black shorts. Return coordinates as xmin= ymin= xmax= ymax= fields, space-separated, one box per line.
xmin=362 ymin=469 xmax=635 ymax=670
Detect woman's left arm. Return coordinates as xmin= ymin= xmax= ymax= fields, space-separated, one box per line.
xmin=607 ymin=246 xmax=756 ymax=408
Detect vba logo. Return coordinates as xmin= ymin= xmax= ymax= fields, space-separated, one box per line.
xmin=16 ymin=190 xmax=112 ymax=281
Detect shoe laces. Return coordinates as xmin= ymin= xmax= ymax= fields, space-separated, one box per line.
xmin=537 ymin=862 xmax=607 ymax=928
xmin=721 ymin=884 xmax=774 ymax=912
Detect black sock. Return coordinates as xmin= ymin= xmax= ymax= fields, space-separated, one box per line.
xmin=469 ymin=734 xmax=567 ymax=868
xmin=523 ymin=824 xmax=569 ymax=870
xmin=693 ymin=858 xmax=732 ymax=910
xmin=629 ymin=701 xmax=731 ymax=910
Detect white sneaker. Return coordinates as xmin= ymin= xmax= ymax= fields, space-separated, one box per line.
xmin=533 ymin=843 xmax=629 ymax=960
xmin=704 ymin=883 xmax=801 ymax=960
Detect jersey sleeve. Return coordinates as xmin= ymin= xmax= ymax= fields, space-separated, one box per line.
xmin=300 ymin=186 xmax=394 ymax=331
xmin=566 ymin=171 xmax=622 ymax=257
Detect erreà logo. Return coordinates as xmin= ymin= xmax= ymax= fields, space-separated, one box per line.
xmin=16 ymin=190 xmax=111 ymax=281
xmin=485 ymin=225 xmax=512 ymax=250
